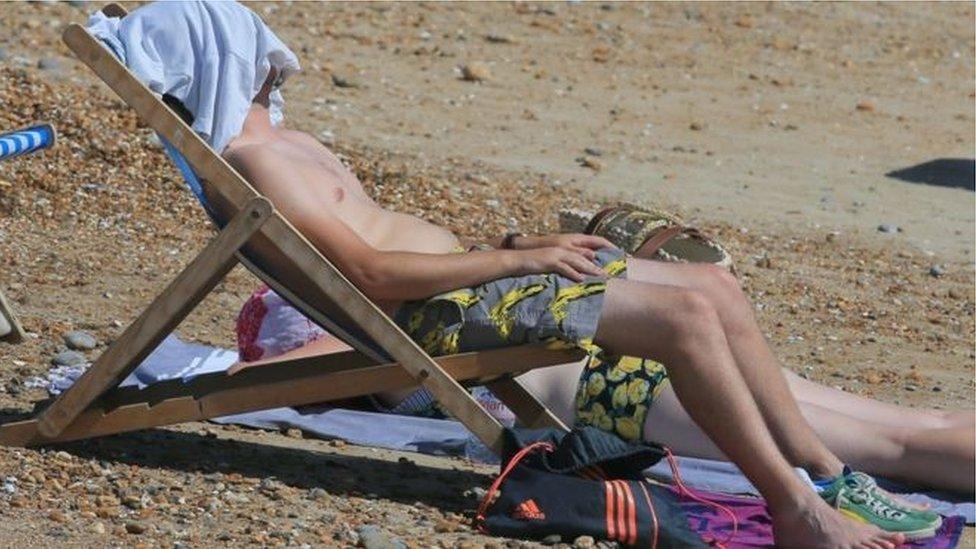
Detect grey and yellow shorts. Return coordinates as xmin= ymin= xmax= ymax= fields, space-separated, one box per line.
xmin=393 ymin=247 xmax=671 ymax=441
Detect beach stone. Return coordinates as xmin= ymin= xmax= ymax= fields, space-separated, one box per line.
xmin=928 ymin=264 xmax=945 ymax=277
xmin=308 ymin=487 xmax=328 ymax=500
xmin=48 ymin=510 xmax=68 ymax=523
xmin=583 ymin=147 xmax=603 ymax=157
xmin=37 ymin=58 xmax=60 ymax=71
xmin=0 ymin=48 xmax=7 ymax=61
xmin=856 ymin=100 xmax=875 ymax=112
xmin=541 ymin=534 xmax=562 ymax=545
xmin=89 ymin=521 xmax=106 ymax=535
xmin=318 ymin=129 xmax=336 ymax=147
xmin=331 ymin=74 xmax=360 ymax=88
xmin=573 ymin=536 xmax=596 ymax=549
xmin=877 ymin=223 xmax=899 ymax=234
xmin=124 ymin=521 xmax=148 ymax=534
xmin=485 ymin=33 xmax=514 ymax=44
xmin=259 ymin=477 xmax=281 ymax=491
xmin=63 ymin=330 xmax=97 ymax=351
xmin=579 ymin=157 xmax=602 ymax=171
xmin=146 ymin=133 xmax=163 ymax=149
xmin=460 ymin=62 xmax=490 ymax=82
xmin=356 ymin=524 xmax=405 ymax=549
xmin=52 ymin=350 xmax=87 ymax=366
xmin=462 ymin=486 xmax=487 ymax=500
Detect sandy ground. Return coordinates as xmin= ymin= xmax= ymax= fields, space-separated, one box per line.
xmin=0 ymin=1 xmax=972 ymax=547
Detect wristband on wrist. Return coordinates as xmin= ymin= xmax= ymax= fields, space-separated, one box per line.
xmin=501 ymin=232 xmax=525 ymax=250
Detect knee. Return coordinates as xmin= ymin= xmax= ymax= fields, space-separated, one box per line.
xmin=666 ymin=288 xmax=723 ymax=342
xmin=698 ymin=264 xmax=742 ymax=298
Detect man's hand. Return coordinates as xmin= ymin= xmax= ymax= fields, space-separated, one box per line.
xmin=512 ymin=246 xmax=606 ymax=282
xmin=511 ymin=234 xmax=617 ymax=260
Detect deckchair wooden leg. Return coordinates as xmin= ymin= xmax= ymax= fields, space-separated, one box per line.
xmin=486 ymin=377 xmax=570 ymax=431
xmin=0 ymin=288 xmax=25 ymax=344
xmin=35 ymin=198 xmax=274 ymax=438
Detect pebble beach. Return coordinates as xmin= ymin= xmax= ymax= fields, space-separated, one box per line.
xmin=0 ymin=2 xmax=972 ymax=547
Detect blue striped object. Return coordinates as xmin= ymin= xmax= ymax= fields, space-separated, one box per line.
xmin=0 ymin=124 xmax=56 ymax=162
xmin=158 ymin=134 xmax=222 ymax=226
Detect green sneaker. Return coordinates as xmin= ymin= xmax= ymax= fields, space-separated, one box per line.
xmin=818 ymin=467 xmax=942 ymax=541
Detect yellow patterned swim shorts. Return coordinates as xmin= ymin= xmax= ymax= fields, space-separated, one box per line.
xmin=393 ymin=247 xmax=670 ymax=440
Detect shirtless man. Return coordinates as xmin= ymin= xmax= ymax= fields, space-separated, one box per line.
xmin=220 ymin=72 xmax=940 ymax=548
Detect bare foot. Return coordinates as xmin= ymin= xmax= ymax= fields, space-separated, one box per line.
xmin=771 ymin=494 xmax=906 ymax=549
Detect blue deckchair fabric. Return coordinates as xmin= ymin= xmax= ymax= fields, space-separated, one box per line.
xmin=159 ymin=135 xmax=223 ymax=227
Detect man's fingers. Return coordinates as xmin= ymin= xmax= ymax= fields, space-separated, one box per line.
xmin=574 ymin=246 xmax=597 ymax=260
xmin=559 ymin=263 xmax=585 ymax=282
xmin=577 ymin=234 xmax=617 ymax=250
xmin=570 ymin=255 xmax=604 ymax=277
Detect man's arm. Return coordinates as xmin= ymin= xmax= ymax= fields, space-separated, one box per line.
xmin=460 ymin=233 xmax=617 ymax=259
xmin=226 ymin=148 xmax=604 ymax=301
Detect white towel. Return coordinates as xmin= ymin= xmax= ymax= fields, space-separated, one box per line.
xmin=86 ymin=0 xmax=300 ymax=153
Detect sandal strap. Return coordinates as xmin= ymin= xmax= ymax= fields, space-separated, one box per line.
xmin=636 ymin=225 xmax=686 ymax=258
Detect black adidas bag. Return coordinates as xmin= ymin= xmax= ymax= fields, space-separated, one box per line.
xmin=476 ymin=427 xmax=706 ymax=548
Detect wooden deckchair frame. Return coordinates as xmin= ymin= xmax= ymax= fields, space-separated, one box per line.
xmin=0 ymin=4 xmax=583 ymax=454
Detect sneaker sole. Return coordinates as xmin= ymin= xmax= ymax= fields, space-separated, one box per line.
xmin=838 ymin=508 xmax=941 ymax=541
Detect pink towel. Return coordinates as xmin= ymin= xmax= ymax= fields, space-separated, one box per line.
xmin=675 ymin=486 xmax=964 ymax=548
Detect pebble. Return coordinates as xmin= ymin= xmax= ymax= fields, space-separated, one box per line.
xmin=308 ymin=487 xmax=328 ymax=500
xmin=579 ymin=157 xmax=602 ymax=171
xmin=583 ymin=147 xmax=603 ymax=157
xmin=318 ymin=129 xmax=336 ymax=147
xmin=48 ymin=510 xmax=68 ymax=523
xmin=541 ymin=534 xmax=562 ymax=545
xmin=63 ymin=330 xmax=97 ymax=351
xmin=52 ymin=350 xmax=87 ymax=366
xmin=331 ymin=74 xmax=360 ymax=88
xmin=928 ymin=265 xmax=945 ymax=278
xmin=37 ymin=58 xmax=60 ymax=71
xmin=89 ymin=522 xmax=106 ymax=535
xmin=356 ymin=525 xmax=405 ymax=549
xmin=877 ymin=223 xmax=900 ymax=234
xmin=259 ymin=477 xmax=282 ymax=492
xmin=285 ymin=428 xmax=303 ymax=439
xmin=485 ymin=33 xmax=514 ymax=44
xmin=573 ymin=535 xmax=596 ymax=549
xmin=124 ymin=521 xmax=148 ymax=534
xmin=146 ymin=133 xmax=163 ymax=149
xmin=460 ymin=62 xmax=491 ymax=82
xmin=0 ymin=48 xmax=6 ymax=62
xmin=689 ymin=121 xmax=704 ymax=131
xmin=856 ymin=100 xmax=876 ymax=112
xmin=462 ymin=486 xmax=488 ymax=500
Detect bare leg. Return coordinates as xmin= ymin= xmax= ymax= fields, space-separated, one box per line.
xmin=594 ymin=279 xmax=901 ymax=547
xmin=784 ymin=369 xmax=975 ymax=430
xmin=646 ymin=385 xmax=976 ymax=492
xmin=626 ymin=259 xmax=844 ymax=478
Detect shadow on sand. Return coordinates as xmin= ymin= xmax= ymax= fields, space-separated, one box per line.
xmin=32 ymin=428 xmax=488 ymax=512
xmin=886 ymin=158 xmax=975 ymax=191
